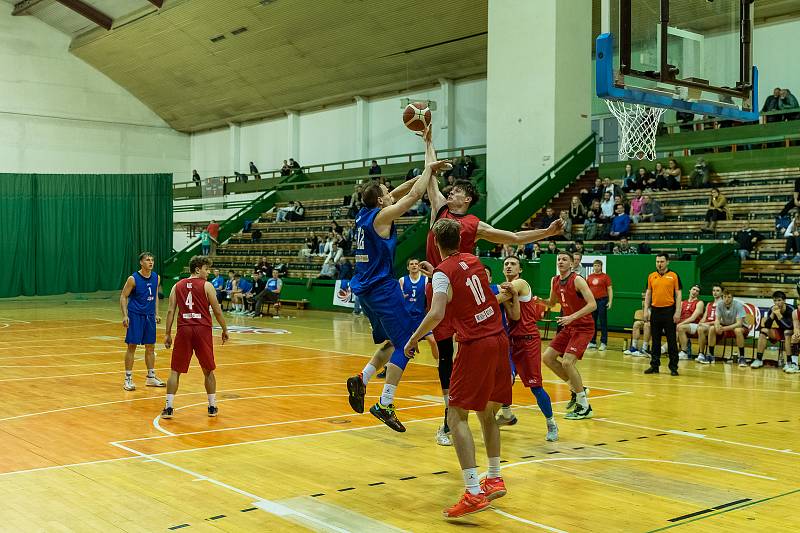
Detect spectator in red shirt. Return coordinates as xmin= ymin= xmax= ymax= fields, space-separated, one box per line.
xmin=207 ymin=220 xmax=220 ymax=255
xmin=587 ymin=260 xmax=613 ymax=351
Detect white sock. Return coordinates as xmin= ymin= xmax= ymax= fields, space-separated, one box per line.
xmin=361 ymin=363 xmax=377 ymax=385
xmin=125 ymin=371 xmax=133 ymax=379
xmin=462 ymin=467 xmax=480 ymax=495
xmin=208 ymin=394 xmax=216 ymax=407
xmin=792 ymin=355 xmax=799 ymax=365
xmin=443 ymin=394 xmax=449 ymax=408
xmin=380 ymin=384 xmax=397 ymax=407
xmin=576 ymin=390 xmax=589 ymax=409
xmin=501 ymin=405 xmax=513 ymax=417
xmin=147 ymin=368 xmax=155 ymax=378
xmin=546 ymin=416 xmax=555 ymax=426
xmin=487 ymin=457 xmax=501 ymax=478
xmin=166 ymin=394 xmax=174 ymax=408
xmin=631 ymin=340 xmax=638 ymax=348
xmin=642 ymin=343 xmax=649 ymax=351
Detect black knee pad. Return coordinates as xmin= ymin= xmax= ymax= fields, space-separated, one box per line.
xmin=437 ymin=337 xmax=454 ymax=390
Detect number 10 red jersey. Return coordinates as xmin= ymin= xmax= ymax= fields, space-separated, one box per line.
xmin=175 ymin=277 xmax=212 ymax=328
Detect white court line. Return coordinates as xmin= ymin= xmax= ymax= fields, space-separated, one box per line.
xmin=0 ymin=456 xmax=143 ymax=478
xmin=583 ymin=379 xmax=800 ymax=395
xmin=0 ymin=352 xmax=129 ymax=367
xmin=110 ymin=441 xmax=351 ymax=532
xmin=0 ymin=317 xmax=31 ymax=323
xmin=491 ymin=509 xmax=568 ymax=533
xmin=149 ymin=394 xmax=438 ymax=438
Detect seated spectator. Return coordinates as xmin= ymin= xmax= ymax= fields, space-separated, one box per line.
xmin=405 ymin=167 xmax=422 ymax=180
xmin=326 ymin=241 xmax=343 ymax=266
xmin=539 ymin=207 xmax=558 ymax=229
xmin=249 ymin=161 xmax=260 ymax=178
xmin=331 ymin=220 xmax=344 ymax=236
xmin=568 ymin=195 xmax=586 ymax=224
xmin=229 ymin=273 xmax=246 ymax=313
xmin=665 ymin=159 xmax=682 ymax=190
xmin=222 ymin=270 xmax=235 ymax=309
xmin=274 ymin=262 xmax=289 ymax=277
xmin=779 ymin=89 xmax=799 ymax=120
xmin=609 ymin=204 xmax=630 ymax=239
xmin=629 ymin=189 xmax=645 ymax=218
xmin=689 ymin=158 xmax=710 ymax=189
xmin=255 ymin=255 xmax=269 ymax=272
xmin=530 ymin=242 xmax=542 ymax=259
xmin=614 ymin=236 xmax=637 ymax=254
xmin=234 ymin=171 xmax=248 ymax=183
xmin=545 ymin=240 xmax=558 ymax=254
xmin=249 ymin=269 xmax=282 ymax=317
xmin=192 ymin=169 xmax=201 ymax=186
xmin=583 ymin=210 xmax=599 ymax=240
xmin=700 ymin=289 xmax=749 ymax=365
xmin=779 ymin=173 xmax=800 ymax=217
xmin=567 ymin=239 xmax=586 ymax=254
xmin=251 ymin=228 xmax=262 ymax=242
xmin=602 ymin=177 xmax=623 ymax=200
xmin=298 ymin=241 xmax=313 ymax=260
xmin=211 ymin=268 xmax=226 ymax=303
xmin=779 ymin=211 xmax=800 ymax=263
xmin=621 ymin=164 xmax=637 ymax=192
xmin=675 ymin=110 xmax=695 ymax=132
xmin=752 ymin=290 xmax=794 ymax=368
xmin=500 ymin=244 xmax=515 ymax=258
xmin=336 ymin=257 xmax=354 ymax=280
xmin=463 ymin=155 xmax=478 ymax=177
xmin=702 ymin=187 xmax=727 ymax=232
xmin=288 ymin=201 xmax=305 ymax=221
xmin=623 ymin=296 xmax=651 ymax=357
xmin=732 ymin=221 xmax=764 ymax=260
xmin=289 ymin=158 xmax=301 ymax=169
xmin=653 ymin=162 xmax=669 ymax=191
xmin=280 ymin=160 xmax=291 ymax=177
xmin=317 ymin=260 xmax=336 ymax=279
xmin=676 ymin=284 xmax=705 ymax=359
xmin=243 ymin=271 xmax=267 ymax=314
xmin=762 ymin=87 xmax=782 ymax=122
xmin=634 ymin=195 xmax=664 ymax=223
xmin=275 ymin=201 xmax=297 ymax=222
xmin=368 ymin=160 xmax=382 ymax=176
xmin=558 ymin=210 xmax=572 ymax=241
xmin=588 ymin=177 xmax=604 ymax=204
xmin=348 ymin=185 xmax=364 ymax=218
xmin=599 ymin=191 xmax=615 ymax=223
xmin=637 ymin=167 xmax=656 ymax=190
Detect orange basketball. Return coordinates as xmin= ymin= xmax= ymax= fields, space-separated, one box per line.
xmin=402 ymin=102 xmax=431 ymax=132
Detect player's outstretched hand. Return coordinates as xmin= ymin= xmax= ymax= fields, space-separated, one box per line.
xmin=417 ymin=124 xmax=432 ymax=143
xmin=403 ymin=340 xmax=418 ymax=359
xmin=549 ymin=218 xmax=565 ymax=236
xmin=419 ymin=261 xmax=434 ymax=277
xmin=122 ymin=317 xmax=129 ymax=328
xmin=427 ymin=159 xmax=453 ymax=173
xmin=221 ymin=330 xmax=230 ymax=345
xmin=164 ymin=334 xmax=172 ymax=349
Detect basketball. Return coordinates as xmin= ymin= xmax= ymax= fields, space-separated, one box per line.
xmin=402 ymin=102 xmax=431 ymax=132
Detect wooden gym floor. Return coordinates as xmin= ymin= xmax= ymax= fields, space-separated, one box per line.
xmin=0 ymin=294 xmax=799 ymax=532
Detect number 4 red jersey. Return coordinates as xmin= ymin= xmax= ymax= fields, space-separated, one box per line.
xmin=551 ymin=273 xmax=594 ymax=328
xmin=174 ymin=277 xmax=212 ymax=328
xmin=433 ymin=253 xmax=503 ymax=342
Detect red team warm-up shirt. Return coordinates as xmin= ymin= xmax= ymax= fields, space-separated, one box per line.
xmin=551 ymin=273 xmax=594 ymax=329
xmin=174 ymin=278 xmax=212 ymax=328
xmin=586 ymin=272 xmax=611 ymax=300
xmin=433 ymin=253 xmax=504 ymax=342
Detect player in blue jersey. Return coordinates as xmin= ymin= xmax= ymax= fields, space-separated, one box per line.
xmin=346 ymin=152 xmax=451 ymax=432
xmin=119 ymin=252 xmax=166 ymax=391
xmin=400 ymin=258 xmax=439 ymax=356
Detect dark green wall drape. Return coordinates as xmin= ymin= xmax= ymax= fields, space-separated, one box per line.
xmin=1 ymin=173 xmax=172 ymax=298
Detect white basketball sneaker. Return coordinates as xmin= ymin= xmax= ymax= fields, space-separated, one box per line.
xmin=123 ymin=378 xmax=136 ymax=391
xmin=146 ymin=376 xmax=166 ymax=387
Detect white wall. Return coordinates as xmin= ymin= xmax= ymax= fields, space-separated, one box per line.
xmin=0 ymin=5 xmax=189 ymax=179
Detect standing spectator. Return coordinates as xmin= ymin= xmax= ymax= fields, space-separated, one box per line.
xmin=704 ymin=289 xmax=749 ymax=366
xmin=249 ymin=161 xmax=260 ymax=178
xmin=644 ymin=253 xmax=682 ymax=376
xmin=675 ymin=284 xmax=705 ymax=359
xmin=280 ymin=160 xmax=291 ymax=177
xmin=732 ymin=221 xmax=764 ymax=260
xmin=702 ymin=187 xmax=727 ymax=232
xmin=779 ymin=89 xmax=799 ymax=120
xmin=192 ymin=169 xmax=201 ymax=186
xmin=568 ymin=195 xmax=586 ymax=224
xmin=275 ymin=201 xmax=297 ymax=223
xmin=558 ymin=210 xmax=572 ymax=241
xmin=199 ymin=229 xmax=211 ymax=256
xmin=609 ymin=204 xmax=631 ymax=239
xmin=368 ymin=160 xmax=382 ymax=176
xmin=779 ymin=211 xmax=800 ymax=263
xmin=588 ymin=177 xmax=604 ymax=204
xmin=587 ymin=260 xmax=613 ymax=351
xmin=752 ymin=290 xmax=793 ymax=368
xmin=348 ymin=185 xmax=364 ymax=218
xmin=539 ymin=207 xmax=559 ymax=229
xmin=762 ymin=87 xmax=782 ymax=121
xmin=615 ymin=236 xmax=637 ymax=254
xmin=207 ymin=219 xmax=220 ymax=256
xmin=665 ymin=159 xmax=682 ymax=190
xmin=621 ymin=164 xmax=636 ymax=192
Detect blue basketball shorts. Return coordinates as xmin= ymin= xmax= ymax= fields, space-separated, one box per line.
xmin=125 ymin=313 xmax=157 ymax=345
xmin=358 ymin=278 xmax=416 ymax=370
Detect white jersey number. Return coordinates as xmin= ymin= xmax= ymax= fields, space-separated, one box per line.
xmin=465 ymin=275 xmax=486 ymax=306
xmin=185 ymin=291 xmax=194 ymax=310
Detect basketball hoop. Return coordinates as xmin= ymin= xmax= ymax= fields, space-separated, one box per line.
xmin=605 ymin=100 xmax=665 ymax=161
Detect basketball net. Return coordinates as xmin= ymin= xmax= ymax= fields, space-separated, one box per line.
xmin=605 ymin=100 xmax=665 ymax=161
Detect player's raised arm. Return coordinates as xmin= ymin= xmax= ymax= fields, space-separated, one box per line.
xmin=498 ymin=278 xmax=528 ymax=321
xmin=476 ymin=218 xmax=564 ymax=245
xmin=422 ymin=126 xmax=447 ymax=220
xmin=204 ymin=281 xmax=229 ymax=344
xmin=164 ymin=284 xmax=178 ymax=349
xmin=374 ymin=159 xmax=451 ymax=231
xmin=119 ymin=276 xmax=135 ymax=328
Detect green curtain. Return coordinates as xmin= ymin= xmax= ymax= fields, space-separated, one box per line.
xmin=0 ymin=175 xmax=36 ymax=296
xmin=1 ymin=173 xmax=172 ymax=298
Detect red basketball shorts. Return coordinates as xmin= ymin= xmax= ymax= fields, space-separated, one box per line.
xmin=171 ymin=325 xmax=216 ymax=373
xmin=548 ymin=325 xmax=594 ymax=360
xmin=510 ymin=333 xmax=543 ymax=388
xmin=449 ymin=333 xmax=512 ymax=412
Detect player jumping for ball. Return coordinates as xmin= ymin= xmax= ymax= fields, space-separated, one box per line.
xmin=161 ymin=256 xmax=229 ymax=419
xmin=346 ymin=147 xmax=452 ymax=432
xmin=542 ymin=251 xmax=597 ymax=420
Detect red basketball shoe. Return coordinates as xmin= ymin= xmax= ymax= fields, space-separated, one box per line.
xmin=443 ymin=491 xmax=490 ymax=519
xmin=479 ymin=476 xmax=507 ymax=501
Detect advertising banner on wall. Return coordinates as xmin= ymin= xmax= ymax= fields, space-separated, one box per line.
xmin=333 ymin=279 xmax=355 ymax=308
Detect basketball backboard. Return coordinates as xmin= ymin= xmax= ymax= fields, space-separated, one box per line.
xmin=597 ymin=0 xmax=758 ymax=121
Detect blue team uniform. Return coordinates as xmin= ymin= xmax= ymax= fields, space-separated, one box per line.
xmin=125 ymin=271 xmax=158 ymax=345
xmin=401 ymin=274 xmax=428 ymax=321
xmin=351 ymin=207 xmax=415 ymax=369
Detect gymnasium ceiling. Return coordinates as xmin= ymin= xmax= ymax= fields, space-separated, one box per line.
xmin=5 ymin=0 xmax=799 ymax=133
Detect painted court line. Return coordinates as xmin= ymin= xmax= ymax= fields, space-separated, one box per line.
xmin=491 ymin=509 xmax=568 ymax=533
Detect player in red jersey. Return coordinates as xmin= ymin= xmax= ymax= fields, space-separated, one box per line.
xmin=161 ymin=256 xmax=229 ymax=419
xmin=405 ymin=218 xmax=512 ymax=519
xmin=417 ymin=127 xmax=563 ymax=446
xmin=543 ymin=251 xmax=597 ymax=420
xmin=492 ymin=255 xmax=558 ymax=441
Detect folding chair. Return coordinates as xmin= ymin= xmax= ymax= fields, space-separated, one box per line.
xmin=540 ymin=303 xmax=561 ymax=341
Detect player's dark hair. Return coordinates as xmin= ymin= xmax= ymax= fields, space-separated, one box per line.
xmin=406 ymin=258 xmax=419 ymax=267
xmin=452 ymin=179 xmax=479 ymax=208
xmin=773 ymin=290 xmax=787 ymax=300
xmin=432 ymin=218 xmax=461 ymax=251
xmin=362 ymin=183 xmax=384 ymax=208
xmin=722 ymin=288 xmax=733 ymax=296
xmin=558 ymin=250 xmax=574 ymax=261
xmin=484 ymin=264 xmax=492 ymax=274
xmin=188 ymin=255 xmax=211 ymax=274
xmin=138 ymin=251 xmax=153 ymax=262
xmin=504 ymin=255 xmax=522 ymax=267
xmin=656 ymin=252 xmax=669 ymax=260
xmin=593 ymin=259 xmax=602 ymax=266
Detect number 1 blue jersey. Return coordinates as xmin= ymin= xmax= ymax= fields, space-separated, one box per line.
xmin=128 ymin=271 xmax=157 ymax=316
xmin=350 ymin=207 xmax=397 ymax=295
